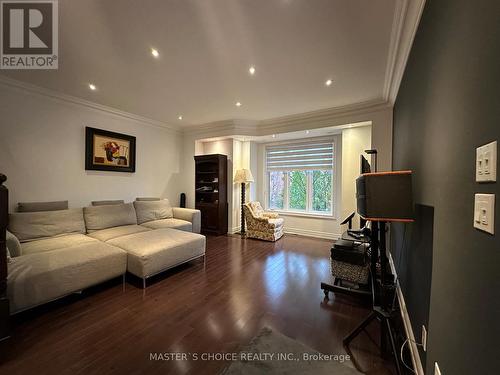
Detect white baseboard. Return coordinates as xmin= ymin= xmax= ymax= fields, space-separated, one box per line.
xmin=284 ymin=227 xmax=340 ymax=240
xmin=231 ymin=225 xmax=339 ymax=240
xmin=388 ymin=253 xmax=424 ymax=375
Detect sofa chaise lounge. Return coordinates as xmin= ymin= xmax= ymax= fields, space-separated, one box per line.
xmin=6 ymin=199 xmax=205 ymax=313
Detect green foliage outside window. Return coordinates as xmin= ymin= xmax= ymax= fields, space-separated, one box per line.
xmin=269 ymin=170 xmax=333 ymax=214
xmin=289 ymin=171 xmax=307 ymax=210
xmin=269 ymin=171 xmax=285 ymax=209
xmin=312 ymin=170 xmax=332 ymax=212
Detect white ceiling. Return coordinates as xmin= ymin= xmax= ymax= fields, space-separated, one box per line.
xmin=1 ymin=0 xmax=397 ymax=126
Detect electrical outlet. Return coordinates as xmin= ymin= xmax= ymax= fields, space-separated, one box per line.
xmin=434 ymin=362 xmax=442 ymax=375
xmin=421 ymin=325 xmax=427 ymax=351
xmin=474 ymin=194 xmax=495 ymax=234
xmin=476 ymin=141 xmax=497 ymax=182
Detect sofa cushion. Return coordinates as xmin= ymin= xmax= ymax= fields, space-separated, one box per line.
xmin=8 ymin=209 xmax=86 ymax=242
xmin=141 ymin=218 xmax=192 ymax=232
xmin=268 ymin=218 xmax=285 ymax=228
xmin=87 ymin=224 xmax=151 ymax=242
xmin=135 ymin=197 xmax=161 ymax=201
xmin=107 ymin=228 xmax=205 ymax=278
xmin=84 ymin=203 xmax=137 ymax=232
xmin=133 ymin=200 xmax=173 ymax=224
xmin=247 ymin=202 xmax=265 ymax=217
xmin=6 ymin=230 xmax=22 ymax=257
xmin=17 ymin=200 xmax=68 ymax=213
xmin=7 ymin=242 xmax=127 ymax=313
xmin=21 ymin=234 xmax=99 ymax=255
xmin=91 ymin=200 xmax=125 ymax=206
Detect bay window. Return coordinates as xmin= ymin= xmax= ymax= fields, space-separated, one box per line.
xmin=266 ymin=139 xmax=336 ymax=216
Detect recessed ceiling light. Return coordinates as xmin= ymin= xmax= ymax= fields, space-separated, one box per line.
xmin=88 ymin=83 xmax=96 ymax=91
xmin=178 ymin=115 xmax=183 ymax=120
xmin=249 ymin=66 xmax=256 ymax=75
xmin=235 ymin=102 xmax=242 ymax=107
xmin=306 ymin=130 xmax=310 ymax=134
xmin=325 ymin=79 xmax=333 ymax=86
xmin=151 ymin=48 xmax=159 ymax=58
xmin=272 ymin=134 xmax=276 ymax=138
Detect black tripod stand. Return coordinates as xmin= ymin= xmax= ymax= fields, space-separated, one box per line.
xmin=343 ymin=221 xmax=402 ymax=375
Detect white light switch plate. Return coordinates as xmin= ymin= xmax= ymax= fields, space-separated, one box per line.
xmin=474 ymin=194 xmax=495 ymax=234
xmin=476 ymin=141 xmax=497 ymax=182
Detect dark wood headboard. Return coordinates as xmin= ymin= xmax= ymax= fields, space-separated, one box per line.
xmin=0 ymin=174 xmax=9 ymax=340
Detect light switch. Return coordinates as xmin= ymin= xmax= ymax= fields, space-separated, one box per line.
xmin=476 ymin=141 xmax=497 ymax=182
xmin=474 ymin=194 xmax=495 ymax=234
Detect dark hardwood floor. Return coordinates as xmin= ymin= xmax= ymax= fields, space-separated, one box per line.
xmin=0 ymin=234 xmax=396 ymax=375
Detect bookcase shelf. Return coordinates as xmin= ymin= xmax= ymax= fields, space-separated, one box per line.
xmin=194 ymin=154 xmax=228 ymax=235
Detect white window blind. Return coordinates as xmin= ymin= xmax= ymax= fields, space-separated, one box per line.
xmin=266 ymin=140 xmax=334 ymax=171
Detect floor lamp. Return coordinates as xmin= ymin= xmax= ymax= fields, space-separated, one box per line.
xmin=234 ymin=169 xmax=254 ymax=235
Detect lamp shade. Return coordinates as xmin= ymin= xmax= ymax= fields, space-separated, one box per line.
xmin=234 ymin=169 xmax=254 ymax=183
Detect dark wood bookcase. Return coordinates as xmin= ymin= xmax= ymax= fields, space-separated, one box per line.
xmin=194 ymin=154 xmax=228 ymax=235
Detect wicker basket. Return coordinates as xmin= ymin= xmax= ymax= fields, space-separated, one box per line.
xmin=331 ymin=258 xmax=370 ymax=285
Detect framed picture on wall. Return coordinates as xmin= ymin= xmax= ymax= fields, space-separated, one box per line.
xmin=85 ymin=127 xmax=136 ymax=172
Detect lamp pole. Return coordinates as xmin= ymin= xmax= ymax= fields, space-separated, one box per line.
xmin=240 ymin=182 xmax=246 ymax=235
xmin=234 ymin=168 xmax=254 ymax=237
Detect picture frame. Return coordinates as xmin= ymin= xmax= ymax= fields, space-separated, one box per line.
xmin=85 ymin=127 xmax=136 ymax=173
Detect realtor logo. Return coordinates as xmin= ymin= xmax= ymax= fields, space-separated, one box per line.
xmin=1 ymin=0 xmax=58 ymax=69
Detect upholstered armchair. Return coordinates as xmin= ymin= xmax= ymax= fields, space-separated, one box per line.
xmin=243 ymin=202 xmax=284 ymax=241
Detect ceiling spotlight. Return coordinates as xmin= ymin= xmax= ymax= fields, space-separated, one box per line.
xmin=325 ymin=79 xmax=333 ymax=86
xmin=88 ymin=83 xmax=97 ymax=91
xmin=306 ymin=130 xmax=310 ymax=134
xmin=249 ymin=66 xmax=256 ymax=75
xmin=151 ymin=48 xmax=159 ymax=58
xmin=272 ymin=134 xmax=276 ymax=138
xmin=178 ymin=115 xmax=183 ymax=120
xmin=235 ymin=102 xmax=242 ymax=107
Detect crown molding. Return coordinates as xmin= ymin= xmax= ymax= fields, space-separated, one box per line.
xmin=383 ymin=0 xmax=426 ymax=104
xmin=257 ymin=99 xmax=390 ymax=135
xmin=183 ymin=119 xmax=259 ymax=137
xmin=185 ymin=98 xmax=391 ymax=139
xmin=0 ymin=75 xmax=181 ymax=134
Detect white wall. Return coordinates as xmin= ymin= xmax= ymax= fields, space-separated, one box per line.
xmin=0 ymin=84 xmax=182 ymax=212
xmin=341 ymin=126 xmax=372 ymax=228
xmin=231 ymin=140 xmax=256 ymax=232
xmin=249 ymin=141 xmax=259 ymax=202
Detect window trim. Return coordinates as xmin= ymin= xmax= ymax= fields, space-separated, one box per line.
xmin=264 ymin=136 xmax=341 ymax=219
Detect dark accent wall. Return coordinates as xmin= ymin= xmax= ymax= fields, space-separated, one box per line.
xmin=392 ymin=1 xmax=500 ymax=374
xmin=391 ymin=205 xmax=433 ymax=368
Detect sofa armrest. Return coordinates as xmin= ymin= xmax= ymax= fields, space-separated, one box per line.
xmin=262 ymin=212 xmax=279 ymax=219
xmin=172 ymin=208 xmax=201 ymax=234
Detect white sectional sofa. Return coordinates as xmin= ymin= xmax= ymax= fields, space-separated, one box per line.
xmin=5 ymin=199 xmax=205 ymax=313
